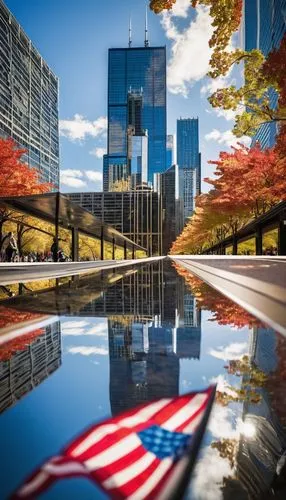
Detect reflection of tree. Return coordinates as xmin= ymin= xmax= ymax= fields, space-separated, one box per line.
xmin=0 ymin=328 xmax=44 ymax=361
xmin=0 ymin=306 xmax=43 ymax=329
xmin=174 ymin=264 xmax=263 ymax=329
xmin=211 ymin=439 xmax=238 ymax=468
xmin=109 ymin=315 xmax=133 ymax=326
xmin=217 ymin=355 xmax=266 ymax=406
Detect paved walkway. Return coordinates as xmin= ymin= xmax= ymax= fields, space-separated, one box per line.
xmin=170 ymin=255 xmax=286 ymax=336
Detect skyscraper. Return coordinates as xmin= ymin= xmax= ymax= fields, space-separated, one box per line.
xmin=0 ymin=0 xmax=60 ymax=187
xmin=177 ymin=118 xmax=201 ymax=223
xmin=166 ymin=134 xmax=174 ymax=170
xmin=243 ymin=0 xmax=286 ymax=148
xmin=104 ymin=45 xmax=167 ymax=188
xmin=154 ymin=163 xmax=184 ymax=253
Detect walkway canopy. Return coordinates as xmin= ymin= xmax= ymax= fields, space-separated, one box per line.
xmin=203 ymin=201 xmax=286 ymax=255
xmin=0 ymin=192 xmax=147 ymax=260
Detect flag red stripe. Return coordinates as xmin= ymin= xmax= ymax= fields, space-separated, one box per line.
xmin=153 ymin=394 xmax=196 ymax=426
xmin=176 ymin=394 xmax=209 ymax=433
xmin=89 ymin=445 xmax=146 ymax=483
xmin=73 ymin=426 xmax=133 ymax=462
xmin=107 ymin=456 xmax=162 ymax=498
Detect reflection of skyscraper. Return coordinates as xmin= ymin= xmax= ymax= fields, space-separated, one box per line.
xmin=0 ymin=321 xmax=61 ymax=414
xmin=235 ymin=326 xmax=286 ymax=497
xmin=104 ymin=45 xmax=167 ymax=187
xmin=109 ymin=319 xmax=179 ymax=415
xmin=108 ymin=263 xmax=201 ymax=415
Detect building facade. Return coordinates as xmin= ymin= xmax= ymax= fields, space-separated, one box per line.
xmin=176 ymin=118 xmax=201 ymax=223
xmin=104 ymin=46 xmax=167 ymax=188
xmin=0 ymin=0 xmax=60 ymax=187
xmin=166 ymin=134 xmax=174 ymax=170
xmin=154 ymin=164 xmax=184 ymax=254
xmin=67 ymin=189 xmax=163 ymax=256
xmin=244 ymin=0 xmax=286 ymax=148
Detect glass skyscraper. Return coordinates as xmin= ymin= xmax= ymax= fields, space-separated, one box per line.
xmin=244 ymin=0 xmax=286 ymax=148
xmin=177 ymin=118 xmax=200 ymax=169
xmin=104 ymin=46 xmax=167 ymax=188
xmin=0 ymin=0 xmax=59 ymax=188
xmin=176 ymin=118 xmax=201 ymax=223
xmin=166 ymin=134 xmax=174 ymax=170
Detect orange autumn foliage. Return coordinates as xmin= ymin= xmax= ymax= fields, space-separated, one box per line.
xmin=0 ymin=328 xmax=44 ymax=361
xmin=171 ymin=142 xmax=286 ymax=254
xmin=174 ymin=264 xmax=263 ymax=329
xmin=0 ymin=306 xmax=44 ymax=329
xmin=0 ymin=138 xmax=52 ymax=196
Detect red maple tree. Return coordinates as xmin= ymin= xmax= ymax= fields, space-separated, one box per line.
xmin=0 ymin=138 xmax=52 ymax=197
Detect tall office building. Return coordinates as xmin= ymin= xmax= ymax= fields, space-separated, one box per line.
xmin=0 ymin=0 xmax=59 ymax=187
xmin=154 ymin=164 xmax=184 ymax=253
xmin=243 ymin=0 xmax=286 ymax=148
xmin=104 ymin=44 xmax=167 ymax=188
xmin=177 ymin=118 xmax=201 ymax=223
xmin=166 ymin=134 xmax=174 ymax=170
xmin=67 ymin=189 xmax=163 ymax=256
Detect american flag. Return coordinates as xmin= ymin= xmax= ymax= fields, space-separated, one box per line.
xmin=11 ymin=386 xmax=216 ymax=499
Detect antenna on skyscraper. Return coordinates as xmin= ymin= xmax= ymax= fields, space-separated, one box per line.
xmin=129 ymin=16 xmax=132 ymax=47
xmin=145 ymin=6 xmax=149 ymax=47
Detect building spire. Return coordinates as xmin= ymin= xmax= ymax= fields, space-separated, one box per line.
xmin=129 ymin=16 xmax=132 ymax=48
xmin=145 ymin=6 xmax=149 ymax=47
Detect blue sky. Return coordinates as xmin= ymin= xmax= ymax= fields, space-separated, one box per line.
xmin=5 ymin=0 xmax=247 ymax=192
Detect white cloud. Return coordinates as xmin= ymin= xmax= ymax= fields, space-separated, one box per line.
xmin=68 ymin=346 xmax=108 ymax=356
xmin=86 ymin=323 xmax=107 ymax=337
xmin=210 ymin=374 xmax=237 ymax=398
xmin=205 ymin=128 xmax=251 ymax=148
xmin=60 ymin=170 xmax=87 ymax=188
xmin=59 ymin=114 xmax=107 ymax=142
xmin=170 ymin=0 xmax=191 ymax=17
xmin=200 ymin=75 xmax=232 ymax=97
xmin=60 ymin=169 xmax=103 ymax=189
xmin=90 ymin=147 xmax=107 ymax=158
xmin=208 ymin=402 xmax=239 ymax=440
xmin=191 ymin=446 xmax=233 ymax=500
xmin=209 ymin=342 xmax=248 ymax=361
xmin=161 ymin=5 xmax=213 ymax=96
xmin=61 ymin=320 xmax=89 ymax=329
xmin=62 ymin=321 xmax=107 ymax=337
xmin=85 ymin=171 xmax=103 ymax=183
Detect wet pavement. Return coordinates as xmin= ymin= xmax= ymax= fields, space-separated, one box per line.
xmin=0 ymin=261 xmax=286 ymax=499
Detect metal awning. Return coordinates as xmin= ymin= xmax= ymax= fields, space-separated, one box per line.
xmin=0 ymin=192 xmax=146 ymax=252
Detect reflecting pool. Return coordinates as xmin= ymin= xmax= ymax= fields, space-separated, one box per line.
xmin=0 ymin=262 xmax=285 ymax=499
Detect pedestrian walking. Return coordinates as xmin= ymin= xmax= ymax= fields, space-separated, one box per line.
xmin=2 ymin=232 xmax=18 ymax=262
xmin=51 ymin=238 xmax=58 ymax=262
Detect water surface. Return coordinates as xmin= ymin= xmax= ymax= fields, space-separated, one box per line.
xmin=0 ymin=262 xmax=285 ymax=499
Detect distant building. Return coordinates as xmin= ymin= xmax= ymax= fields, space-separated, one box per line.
xmin=104 ymin=45 xmax=167 ymax=187
xmin=0 ymin=0 xmax=59 ymax=187
xmin=243 ymin=0 xmax=286 ymax=148
xmin=154 ymin=164 xmax=184 ymax=254
xmin=67 ymin=188 xmax=163 ymax=256
xmin=166 ymin=134 xmax=174 ymax=169
xmin=177 ymin=118 xmax=201 ymax=223
xmin=128 ymin=129 xmax=148 ymax=190
xmin=179 ymin=167 xmax=198 ymax=223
